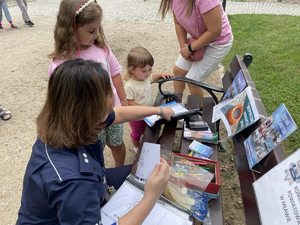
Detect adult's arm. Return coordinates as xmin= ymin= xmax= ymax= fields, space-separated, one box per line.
xmin=173 ymin=12 xmax=187 ymax=49
xmin=49 ymin=180 xmax=104 ymax=225
xmin=185 ymin=5 xmax=222 ymax=54
xmin=51 ymin=160 xmax=170 ymax=225
xmin=118 ymin=159 xmax=170 ymax=225
xmin=113 ymin=106 xmax=174 ymax=124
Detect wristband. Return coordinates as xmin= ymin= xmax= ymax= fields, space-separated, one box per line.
xmin=188 ymin=44 xmax=194 ymax=53
xmin=159 ymin=107 xmax=165 ymax=117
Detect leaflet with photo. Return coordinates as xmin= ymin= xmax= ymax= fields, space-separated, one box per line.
xmin=218 ymin=86 xmax=260 ymax=137
xmin=188 ymin=140 xmax=213 ymax=159
xmin=221 ymin=69 xmax=247 ymax=101
xmin=212 ymin=70 xmax=248 ymax=123
xmin=244 ymin=103 xmax=297 ymax=169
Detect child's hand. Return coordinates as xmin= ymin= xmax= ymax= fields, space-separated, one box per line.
xmin=144 ymin=158 xmax=170 ymax=201
xmin=160 ymin=73 xmax=174 ymax=79
xmin=159 ymin=106 xmax=174 ymax=120
xmin=120 ymin=99 xmax=129 ymax=106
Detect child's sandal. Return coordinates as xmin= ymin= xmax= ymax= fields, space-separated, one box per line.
xmin=0 ymin=107 xmax=12 ymax=121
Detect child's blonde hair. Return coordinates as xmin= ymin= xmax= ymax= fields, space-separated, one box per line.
xmin=124 ymin=47 xmax=154 ymax=81
xmin=159 ymin=0 xmax=195 ymax=19
xmin=49 ymin=0 xmax=107 ymax=59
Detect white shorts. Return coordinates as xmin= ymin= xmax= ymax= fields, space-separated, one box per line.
xmin=175 ymin=37 xmax=233 ymax=82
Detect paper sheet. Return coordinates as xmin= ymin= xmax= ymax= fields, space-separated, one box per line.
xmin=101 ymin=181 xmax=192 ymax=225
xmin=135 ymin=142 xmax=160 ymax=182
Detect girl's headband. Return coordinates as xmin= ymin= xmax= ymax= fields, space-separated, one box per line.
xmin=75 ymin=0 xmax=95 ymax=16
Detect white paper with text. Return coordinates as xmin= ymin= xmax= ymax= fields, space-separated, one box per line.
xmin=253 ymin=149 xmax=300 ymax=225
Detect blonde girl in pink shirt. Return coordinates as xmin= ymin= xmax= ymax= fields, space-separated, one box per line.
xmin=48 ymin=0 xmax=127 ymax=167
xmin=159 ymin=0 xmax=233 ymax=106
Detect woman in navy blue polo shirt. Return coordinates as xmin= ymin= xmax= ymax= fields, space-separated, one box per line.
xmin=16 ymin=59 xmax=173 ymax=225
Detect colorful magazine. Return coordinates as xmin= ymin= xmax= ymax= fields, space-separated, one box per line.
xmin=244 ymin=103 xmax=297 ymax=169
xmin=218 ymin=86 xmax=260 ymax=137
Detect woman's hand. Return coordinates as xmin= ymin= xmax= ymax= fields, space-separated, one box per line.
xmin=159 ymin=107 xmax=174 ymax=121
xmin=180 ymin=44 xmax=192 ymax=61
xmin=144 ymin=158 xmax=170 ymax=201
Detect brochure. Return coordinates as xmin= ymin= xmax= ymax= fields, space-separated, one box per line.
xmin=253 ymin=148 xmax=300 ymax=225
xmin=218 ymin=86 xmax=260 ymax=137
xmin=144 ymin=101 xmax=188 ymax=127
xmin=221 ymin=69 xmax=248 ymax=101
xmin=135 ymin=142 xmax=161 ymax=183
xmin=188 ymin=140 xmax=213 ymax=159
xmin=183 ymin=122 xmax=218 ymax=144
xmin=244 ymin=103 xmax=297 ymax=169
xmin=212 ymin=70 xmax=248 ymax=123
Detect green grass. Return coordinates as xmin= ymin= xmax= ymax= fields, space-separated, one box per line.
xmin=224 ymin=14 xmax=300 ymax=155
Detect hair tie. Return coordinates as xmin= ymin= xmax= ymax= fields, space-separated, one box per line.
xmin=75 ymin=0 xmax=95 ymax=16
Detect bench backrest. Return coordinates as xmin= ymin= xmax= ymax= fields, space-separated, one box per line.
xmin=224 ymin=54 xmax=286 ymax=225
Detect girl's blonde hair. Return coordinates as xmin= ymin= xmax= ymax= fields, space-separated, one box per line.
xmin=49 ymin=0 xmax=106 ymax=59
xmin=124 ymin=47 xmax=154 ymax=80
xmin=159 ymin=0 xmax=195 ymax=19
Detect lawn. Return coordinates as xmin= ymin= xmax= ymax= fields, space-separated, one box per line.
xmin=224 ymin=14 xmax=300 ymax=155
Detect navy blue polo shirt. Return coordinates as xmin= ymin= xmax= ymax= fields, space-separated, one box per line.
xmin=17 ymin=112 xmax=117 ymax=225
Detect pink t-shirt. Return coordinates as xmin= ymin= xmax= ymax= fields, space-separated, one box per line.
xmin=172 ymin=0 xmax=232 ymax=45
xmin=48 ymin=45 xmax=122 ymax=106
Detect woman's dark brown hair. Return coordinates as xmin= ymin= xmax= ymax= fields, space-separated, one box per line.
xmin=37 ymin=59 xmax=113 ymax=148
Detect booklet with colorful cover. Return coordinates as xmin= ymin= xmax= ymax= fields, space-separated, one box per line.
xmin=217 ymin=86 xmax=260 ymax=137
xmin=144 ymin=101 xmax=188 ymax=127
xmin=188 ymin=140 xmax=213 ymax=159
xmin=212 ymin=70 xmax=248 ymax=123
xmin=244 ymin=103 xmax=297 ymax=169
xmin=221 ymin=69 xmax=248 ymax=101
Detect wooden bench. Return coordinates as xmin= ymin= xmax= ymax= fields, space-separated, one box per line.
xmin=132 ymin=54 xmax=286 ymax=225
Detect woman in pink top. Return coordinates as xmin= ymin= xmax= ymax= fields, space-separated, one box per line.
xmin=48 ymin=0 xmax=127 ymax=167
xmin=159 ymin=0 xmax=233 ymax=105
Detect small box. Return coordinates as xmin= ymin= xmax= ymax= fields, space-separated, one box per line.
xmin=173 ymin=153 xmax=221 ymax=199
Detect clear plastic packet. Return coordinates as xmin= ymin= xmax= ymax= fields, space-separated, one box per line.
xmin=162 ymin=154 xmax=214 ymax=222
xmin=163 ymin=181 xmax=209 ymax=222
xmin=170 ymin=154 xmax=214 ymax=191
